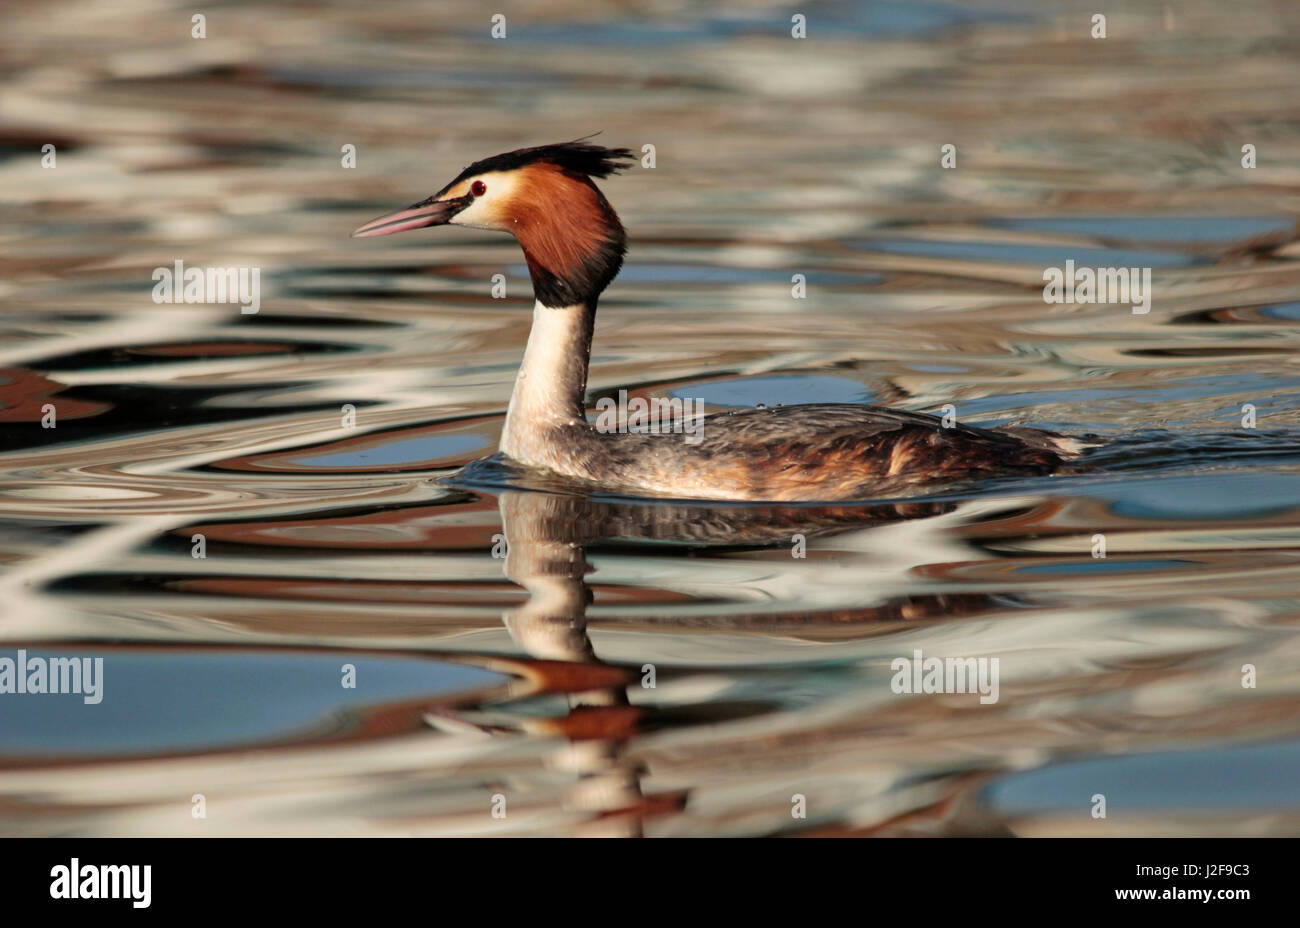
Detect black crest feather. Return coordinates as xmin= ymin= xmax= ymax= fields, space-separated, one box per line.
xmin=442 ymin=137 xmax=635 ymax=192
xmin=433 ymin=137 xmax=633 ymax=307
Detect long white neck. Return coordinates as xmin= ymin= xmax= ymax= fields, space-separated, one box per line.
xmin=500 ymin=300 xmax=595 ymax=467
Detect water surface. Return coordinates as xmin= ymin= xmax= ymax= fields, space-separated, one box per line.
xmin=2 ymin=0 xmax=1300 ymax=836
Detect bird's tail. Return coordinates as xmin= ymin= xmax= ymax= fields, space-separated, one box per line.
xmin=998 ymin=426 xmax=1106 ymax=460
xmin=1050 ymin=428 xmax=1300 ymax=474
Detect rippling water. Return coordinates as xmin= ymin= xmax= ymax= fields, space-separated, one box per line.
xmin=3 ymin=0 xmax=1300 ymax=836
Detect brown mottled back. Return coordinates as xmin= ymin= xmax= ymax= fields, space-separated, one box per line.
xmin=536 ymin=404 xmax=1076 ymax=501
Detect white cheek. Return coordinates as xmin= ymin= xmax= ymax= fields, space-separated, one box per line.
xmin=449 ymin=172 xmax=519 ymax=231
xmin=449 ymin=198 xmax=494 ymax=230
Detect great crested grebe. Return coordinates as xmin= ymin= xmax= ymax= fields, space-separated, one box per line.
xmin=354 ymin=139 xmax=1089 ymax=501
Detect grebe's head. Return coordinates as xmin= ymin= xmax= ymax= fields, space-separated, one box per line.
xmin=354 ymin=139 xmax=634 ymax=308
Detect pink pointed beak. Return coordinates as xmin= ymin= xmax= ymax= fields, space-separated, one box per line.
xmin=352 ymin=193 xmax=474 ymax=238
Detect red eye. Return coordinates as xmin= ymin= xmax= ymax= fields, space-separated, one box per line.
xmin=470 ymin=180 xmax=487 ymax=197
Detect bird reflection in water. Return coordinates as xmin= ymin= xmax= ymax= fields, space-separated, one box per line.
xmin=481 ymin=487 xmax=992 ymax=836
